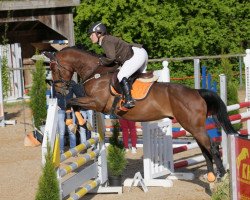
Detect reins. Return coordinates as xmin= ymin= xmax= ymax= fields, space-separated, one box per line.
xmin=82 ymin=70 xmax=116 ymax=85
xmin=81 ymin=62 xmax=119 ymax=85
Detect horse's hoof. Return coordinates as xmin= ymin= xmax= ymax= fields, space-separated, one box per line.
xmin=207 ymin=172 xmax=216 ymax=182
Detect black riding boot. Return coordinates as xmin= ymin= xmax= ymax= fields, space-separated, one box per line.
xmin=120 ymin=77 xmax=135 ymax=109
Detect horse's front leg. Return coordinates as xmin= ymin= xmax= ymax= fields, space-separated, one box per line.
xmin=67 ymin=97 xmax=100 ymax=112
xmin=66 ymin=96 xmax=107 ymax=129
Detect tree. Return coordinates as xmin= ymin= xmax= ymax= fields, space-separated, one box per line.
xmin=29 ymin=59 xmax=47 ymax=128
xmin=74 ymin=0 xmax=249 ymax=78
xmin=1 ymin=19 xmax=11 ymax=98
xmin=106 ymin=121 xmax=127 ymax=181
xmin=74 ymin=0 xmax=249 ymax=57
xmin=35 ymin=142 xmax=60 ymax=200
xmin=1 ymin=55 xmax=11 ymax=98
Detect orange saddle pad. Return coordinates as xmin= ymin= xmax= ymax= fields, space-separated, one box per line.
xmin=131 ymin=79 xmax=154 ymax=100
xmin=111 ymin=79 xmax=154 ymax=100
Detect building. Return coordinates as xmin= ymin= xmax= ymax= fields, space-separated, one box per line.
xmin=0 ymin=0 xmax=80 ymax=100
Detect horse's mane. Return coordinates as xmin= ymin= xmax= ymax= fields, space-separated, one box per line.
xmin=59 ymin=45 xmax=118 ymax=77
xmin=61 ymin=45 xmax=99 ymax=58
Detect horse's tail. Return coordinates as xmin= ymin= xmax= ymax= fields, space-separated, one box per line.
xmin=198 ymin=89 xmax=237 ymax=134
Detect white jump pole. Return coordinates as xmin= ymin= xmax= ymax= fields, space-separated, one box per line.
xmin=220 ymin=74 xmax=229 ymax=169
xmin=41 ymin=98 xmax=58 ymax=165
xmin=243 ymin=49 xmax=250 ymax=135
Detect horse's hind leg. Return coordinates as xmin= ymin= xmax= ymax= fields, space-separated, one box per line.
xmin=194 ymin=131 xmax=215 ymax=182
xmin=174 ymin=109 xmax=217 ymax=180
xmin=210 ymin=141 xmax=226 ymax=178
xmin=194 ymin=130 xmax=226 ymax=182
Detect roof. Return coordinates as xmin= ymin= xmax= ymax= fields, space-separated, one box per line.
xmin=0 ymin=0 xmax=80 ymax=49
xmin=0 ymin=0 xmax=80 ymax=11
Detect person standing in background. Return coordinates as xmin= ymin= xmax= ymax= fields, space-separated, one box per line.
xmin=49 ymin=80 xmax=92 ymax=153
xmin=118 ymin=118 xmax=137 ymax=153
xmin=77 ymin=110 xmax=93 ymax=143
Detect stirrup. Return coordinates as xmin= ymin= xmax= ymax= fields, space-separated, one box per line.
xmin=123 ymin=100 xmax=135 ymax=109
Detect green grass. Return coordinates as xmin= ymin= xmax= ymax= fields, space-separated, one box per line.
xmin=211 ymin=174 xmax=230 ymax=200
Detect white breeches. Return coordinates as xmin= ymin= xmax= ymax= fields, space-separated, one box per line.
xmin=117 ymin=47 xmax=148 ymax=82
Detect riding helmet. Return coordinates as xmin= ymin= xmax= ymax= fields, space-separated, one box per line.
xmin=88 ymin=21 xmax=107 ymax=35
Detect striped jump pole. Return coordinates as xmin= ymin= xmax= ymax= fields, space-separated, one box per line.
xmin=174 ymin=148 xmax=222 ymax=170
xmin=239 ymin=129 xmax=248 ymax=135
xmin=229 ymin=111 xmax=250 ymax=122
xmin=66 ymin=179 xmax=101 ymax=200
xmin=60 ymin=137 xmax=99 ymax=162
xmin=59 ymin=139 xmax=102 ymax=199
xmin=227 ymin=101 xmax=250 ymax=112
xmin=44 ymin=100 xmax=121 ymax=199
xmin=60 ymin=149 xmax=100 ymax=177
xmin=173 ymin=142 xmax=199 ymax=154
xmin=232 ymin=117 xmax=250 ymax=125
xmin=172 ymin=102 xmax=250 ymax=124
xmin=174 ymin=155 xmax=205 ymax=169
xmin=173 ymin=111 xmax=250 ymax=138
xmin=172 ymin=130 xmax=188 ymax=139
xmin=172 ymin=112 xmax=250 ymax=170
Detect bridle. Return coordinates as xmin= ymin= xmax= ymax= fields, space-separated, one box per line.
xmin=49 ymin=55 xmax=73 ymax=96
xmin=48 ymin=51 xmax=120 ymax=95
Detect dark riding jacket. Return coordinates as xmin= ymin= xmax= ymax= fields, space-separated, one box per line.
xmin=99 ymin=35 xmax=134 ymax=66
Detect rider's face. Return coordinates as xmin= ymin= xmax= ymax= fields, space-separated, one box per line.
xmin=90 ymin=33 xmax=98 ymax=44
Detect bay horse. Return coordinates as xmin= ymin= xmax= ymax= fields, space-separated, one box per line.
xmin=44 ymin=47 xmax=236 ymax=182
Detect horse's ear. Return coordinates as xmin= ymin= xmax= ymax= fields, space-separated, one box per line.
xmin=42 ymin=51 xmax=56 ymax=61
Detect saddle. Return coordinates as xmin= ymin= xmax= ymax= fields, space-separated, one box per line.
xmin=110 ymin=71 xmax=158 ymax=110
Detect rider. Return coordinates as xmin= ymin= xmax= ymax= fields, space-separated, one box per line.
xmin=88 ymin=21 xmax=148 ymax=109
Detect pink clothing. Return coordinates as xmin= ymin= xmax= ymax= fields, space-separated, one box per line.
xmin=119 ymin=119 xmax=137 ymax=148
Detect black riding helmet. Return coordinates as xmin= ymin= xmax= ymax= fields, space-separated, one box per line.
xmin=88 ymin=21 xmax=107 ymax=36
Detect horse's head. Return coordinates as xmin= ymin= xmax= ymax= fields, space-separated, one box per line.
xmin=43 ymin=51 xmax=74 ymax=95
xmin=43 ymin=47 xmax=119 ymax=95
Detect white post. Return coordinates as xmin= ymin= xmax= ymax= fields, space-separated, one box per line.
xmin=95 ymin=112 xmax=108 ymax=184
xmin=194 ymin=59 xmax=200 ymax=89
xmin=16 ymin=43 xmax=24 ymax=98
xmin=159 ymin=61 xmax=170 ymax=82
xmin=243 ymin=49 xmax=250 ymax=135
xmin=141 ymin=121 xmax=174 ymax=187
xmin=41 ymin=98 xmax=58 ymax=165
xmin=220 ymin=74 xmax=229 ymax=169
xmin=160 ymin=119 xmax=174 ymax=172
